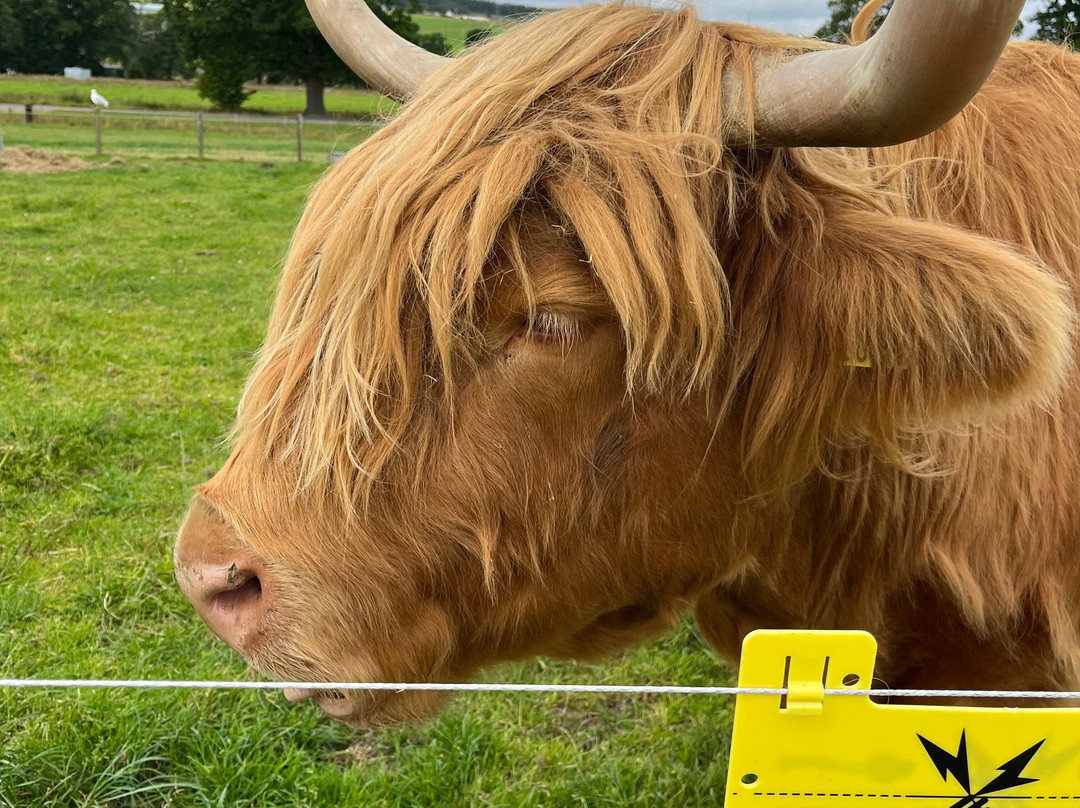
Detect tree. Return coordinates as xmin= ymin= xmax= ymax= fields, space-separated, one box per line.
xmin=0 ymin=1 xmax=17 ymax=72
xmin=416 ymin=31 xmax=451 ymax=57
xmin=464 ymin=27 xmax=492 ymax=48
xmin=249 ymin=0 xmax=447 ymax=117
xmin=164 ymin=0 xmax=258 ymax=109
xmin=0 ymin=0 xmax=135 ymax=74
xmin=125 ymin=10 xmax=183 ymax=80
xmin=166 ymin=0 xmax=444 ymax=115
xmin=815 ymin=0 xmax=891 ymax=43
xmin=1031 ymin=0 xmax=1080 ymax=47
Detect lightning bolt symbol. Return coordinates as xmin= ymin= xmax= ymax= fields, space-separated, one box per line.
xmin=974 ymin=738 xmax=1044 ymax=797
xmin=918 ymin=730 xmax=972 ymax=794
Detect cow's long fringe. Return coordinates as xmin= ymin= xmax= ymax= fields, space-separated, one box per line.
xmin=238 ymin=4 xmax=815 ymax=504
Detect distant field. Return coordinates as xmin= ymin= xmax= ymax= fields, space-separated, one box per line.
xmin=0 ymin=157 xmax=735 ymax=807
xmin=415 ymin=13 xmax=503 ymax=49
xmin=0 ymin=75 xmax=397 ymax=117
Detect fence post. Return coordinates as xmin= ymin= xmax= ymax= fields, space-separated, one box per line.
xmin=297 ymin=114 xmax=303 ymax=162
xmin=0 ymin=123 xmax=4 ymax=154
xmin=24 ymin=103 xmax=32 ymax=123
xmin=94 ymin=107 xmax=102 ymax=155
xmin=197 ymin=112 xmax=204 ymax=159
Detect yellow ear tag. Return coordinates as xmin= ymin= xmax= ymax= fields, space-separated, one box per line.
xmin=846 ymin=347 xmax=872 ymax=371
xmin=725 ymin=630 xmax=1080 ymax=806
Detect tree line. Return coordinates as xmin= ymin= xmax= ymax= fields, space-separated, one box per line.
xmin=421 ymin=0 xmax=537 ymax=19
xmin=3 ymin=0 xmax=1080 ymax=115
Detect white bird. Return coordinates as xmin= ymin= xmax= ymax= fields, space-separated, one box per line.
xmin=90 ymin=89 xmax=109 ymax=108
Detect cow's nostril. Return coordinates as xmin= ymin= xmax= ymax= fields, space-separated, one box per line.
xmin=212 ymin=573 xmax=262 ymax=614
xmin=194 ymin=567 xmax=267 ymax=653
xmin=175 ymin=496 xmax=271 ymax=655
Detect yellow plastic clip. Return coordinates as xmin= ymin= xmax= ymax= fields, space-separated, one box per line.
xmin=786 ymin=679 xmax=825 ymax=715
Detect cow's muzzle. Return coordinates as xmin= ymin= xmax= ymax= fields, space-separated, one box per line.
xmin=174 ymin=496 xmax=269 ymax=657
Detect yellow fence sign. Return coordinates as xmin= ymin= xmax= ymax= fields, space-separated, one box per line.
xmin=725 ymin=631 xmax=1080 ymax=806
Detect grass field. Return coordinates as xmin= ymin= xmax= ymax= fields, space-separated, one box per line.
xmin=0 ymin=75 xmax=398 ymax=118
xmin=414 ymin=13 xmax=502 ymax=49
xmin=0 ymin=156 xmax=736 ymax=806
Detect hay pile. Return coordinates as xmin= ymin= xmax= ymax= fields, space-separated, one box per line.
xmin=0 ymin=146 xmax=119 ymax=174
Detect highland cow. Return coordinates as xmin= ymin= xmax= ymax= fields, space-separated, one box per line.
xmin=174 ymin=0 xmax=1080 ymax=725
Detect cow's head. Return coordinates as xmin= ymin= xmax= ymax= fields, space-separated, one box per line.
xmin=175 ymin=0 xmax=1069 ymax=725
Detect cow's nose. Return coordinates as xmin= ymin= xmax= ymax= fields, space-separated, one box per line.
xmin=174 ymin=496 xmax=268 ymax=654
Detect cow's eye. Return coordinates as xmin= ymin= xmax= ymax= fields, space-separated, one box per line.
xmin=504 ymin=311 xmax=579 ymax=356
xmin=526 ymin=311 xmax=578 ymax=343
xmin=501 ymin=308 xmax=578 ymax=356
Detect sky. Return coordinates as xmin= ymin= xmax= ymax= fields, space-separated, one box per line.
xmin=524 ymin=0 xmax=1047 ymax=36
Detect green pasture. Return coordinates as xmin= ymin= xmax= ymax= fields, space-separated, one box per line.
xmin=414 ymin=13 xmax=502 ymax=49
xmin=0 ymin=75 xmax=396 ymax=118
xmin=0 ymin=155 xmax=735 ymax=806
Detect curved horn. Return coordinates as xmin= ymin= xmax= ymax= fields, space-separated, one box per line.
xmin=305 ymin=0 xmax=450 ymax=101
xmin=729 ymin=0 xmax=1026 ymax=148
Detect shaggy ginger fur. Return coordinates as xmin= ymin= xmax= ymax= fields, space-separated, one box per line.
xmin=176 ymin=3 xmax=1080 ymax=724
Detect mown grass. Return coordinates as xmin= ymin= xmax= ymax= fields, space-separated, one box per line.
xmin=0 ymin=155 xmax=736 ymax=806
xmin=0 ymin=75 xmax=397 ymax=118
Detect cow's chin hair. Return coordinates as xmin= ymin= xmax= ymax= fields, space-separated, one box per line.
xmin=244 ymin=647 xmax=455 ymax=727
xmin=242 ymin=599 xmax=686 ymax=726
xmin=239 ymin=602 xmax=463 ymax=727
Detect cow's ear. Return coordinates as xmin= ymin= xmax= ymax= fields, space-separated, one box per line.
xmin=725 ymin=201 xmax=1074 ymax=480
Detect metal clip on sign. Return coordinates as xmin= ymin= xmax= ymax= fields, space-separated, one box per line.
xmin=725 ymin=631 xmax=1080 ymax=806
